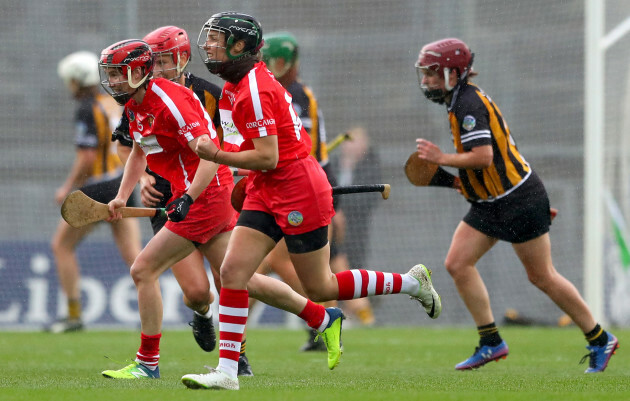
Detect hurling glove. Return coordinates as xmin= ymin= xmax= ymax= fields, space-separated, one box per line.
xmin=166 ymin=193 xmax=193 ymax=222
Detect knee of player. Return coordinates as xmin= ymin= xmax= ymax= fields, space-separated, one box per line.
xmin=182 ymin=290 xmax=210 ymax=310
xmin=219 ymin=264 xmax=246 ymax=288
xmin=443 ymin=256 xmax=461 ymax=276
xmin=129 ymin=257 xmax=155 ymax=284
xmin=526 ymin=267 xmax=556 ymax=290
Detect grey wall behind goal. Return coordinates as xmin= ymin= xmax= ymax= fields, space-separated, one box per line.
xmin=1 ymin=0 xmax=629 ymax=328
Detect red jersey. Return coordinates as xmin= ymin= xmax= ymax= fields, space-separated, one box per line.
xmin=219 ymin=61 xmax=311 ymax=168
xmin=126 ymin=78 xmax=232 ymax=193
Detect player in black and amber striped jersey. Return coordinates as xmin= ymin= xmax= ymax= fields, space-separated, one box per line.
xmin=447 ymin=82 xmax=531 ymax=202
xmin=110 ymin=26 xmax=253 ymax=377
xmin=414 ymin=38 xmax=618 ymax=373
xmin=50 ymin=51 xmax=141 ymax=333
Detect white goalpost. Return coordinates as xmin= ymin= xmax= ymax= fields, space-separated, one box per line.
xmin=584 ymin=0 xmax=630 ymax=325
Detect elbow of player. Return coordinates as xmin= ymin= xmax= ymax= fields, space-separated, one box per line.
xmin=258 ymin=153 xmax=279 ymax=170
xmin=261 ymin=158 xmax=278 ymax=170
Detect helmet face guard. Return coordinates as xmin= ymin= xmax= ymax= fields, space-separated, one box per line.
xmin=197 ymin=12 xmax=263 ymax=76
xmin=415 ymin=62 xmax=451 ymax=104
xmin=99 ymin=39 xmax=154 ymax=105
xmin=144 ymin=26 xmax=190 ymax=81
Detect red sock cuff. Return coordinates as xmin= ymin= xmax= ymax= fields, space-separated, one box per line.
xmin=299 ymin=300 xmax=326 ymax=329
xmin=336 ymin=270 xmax=356 ymax=300
xmin=219 ymin=288 xmax=249 ymax=308
xmin=139 ymin=332 xmax=161 ymax=355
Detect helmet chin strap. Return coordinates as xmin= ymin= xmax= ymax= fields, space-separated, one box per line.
xmin=127 ymin=68 xmax=149 ymax=89
xmin=176 ymin=53 xmax=190 ymax=79
xmin=444 ymin=68 xmax=454 ymax=91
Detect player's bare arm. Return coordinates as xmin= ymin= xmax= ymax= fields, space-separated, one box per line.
xmin=194 ymin=134 xmax=220 ymax=161
xmin=220 ymin=135 xmax=279 ymax=170
xmin=107 ymin=143 xmax=146 ymax=220
xmin=117 ymin=144 xmax=132 ymax=165
xmin=416 ymin=138 xmax=492 ymax=169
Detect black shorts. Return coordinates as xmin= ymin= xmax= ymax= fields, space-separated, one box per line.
xmin=80 ymin=174 xmax=138 ymax=207
xmin=463 ymin=171 xmax=551 ymax=243
xmin=148 ymin=172 xmax=173 ymax=235
xmin=237 ymin=210 xmax=328 ymax=254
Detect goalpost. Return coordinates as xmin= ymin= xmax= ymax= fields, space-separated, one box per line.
xmin=584 ymin=1 xmax=630 ymax=325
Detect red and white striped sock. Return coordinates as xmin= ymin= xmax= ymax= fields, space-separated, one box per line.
xmin=336 ymin=269 xmax=417 ymax=300
xmin=217 ymin=288 xmax=248 ymax=379
xmin=136 ymin=332 xmax=161 ymax=370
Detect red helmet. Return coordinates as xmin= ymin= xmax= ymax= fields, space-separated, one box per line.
xmin=416 ymin=38 xmax=473 ymax=76
xmin=415 ymin=38 xmax=474 ymax=103
xmin=99 ymin=39 xmax=154 ymax=105
xmin=143 ymin=26 xmax=190 ymax=79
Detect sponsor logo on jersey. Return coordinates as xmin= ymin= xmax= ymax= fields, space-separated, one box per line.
xmin=224 ymin=90 xmax=236 ymax=105
xmin=462 ymin=115 xmax=476 ymax=131
xmin=178 ymin=121 xmax=201 ymax=135
xmin=128 ymin=110 xmax=135 ymax=122
xmin=246 ymin=118 xmax=276 ymax=129
xmin=287 ymin=211 xmax=303 ymax=226
xmin=146 ymin=114 xmax=154 ymax=128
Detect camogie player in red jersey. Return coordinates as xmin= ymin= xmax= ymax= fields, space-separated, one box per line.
xmin=111 ymin=26 xmax=252 ymax=376
xmin=98 ymin=39 xmax=351 ymax=381
xmin=181 ymin=12 xmax=442 ymax=391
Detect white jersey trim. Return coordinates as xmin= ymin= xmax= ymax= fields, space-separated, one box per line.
xmin=151 ymin=82 xmax=189 ymax=136
xmin=247 ymin=68 xmax=267 ymax=137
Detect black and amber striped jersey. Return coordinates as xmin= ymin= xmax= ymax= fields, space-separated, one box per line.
xmin=112 ymin=73 xmax=222 ymax=148
xmin=286 ymin=80 xmax=329 ymax=166
xmin=448 ymin=82 xmax=531 ymax=202
xmin=75 ymin=93 xmax=123 ymax=183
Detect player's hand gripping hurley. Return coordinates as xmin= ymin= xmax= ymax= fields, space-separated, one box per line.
xmin=404 ymin=151 xmax=558 ymax=220
xmin=60 ymin=190 xmax=166 ymax=228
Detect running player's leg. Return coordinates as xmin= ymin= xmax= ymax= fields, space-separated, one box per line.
xmin=171 ymin=248 xmax=218 ymax=352
xmin=513 ymin=233 xmax=618 ymax=373
xmin=47 ymin=219 xmax=94 ymax=332
xmin=288 ymin=234 xmax=441 ymax=317
xmin=102 ymin=228 xmax=196 ymax=378
xmin=444 ymin=221 xmax=508 ymax=370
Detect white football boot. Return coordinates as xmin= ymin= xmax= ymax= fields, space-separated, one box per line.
xmin=407 ymin=264 xmax=442 ymax=319
xmin=181 ymin=367 xmax=239 ymax=390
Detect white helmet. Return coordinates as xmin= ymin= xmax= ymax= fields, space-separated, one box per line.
xmin=57 ymin=51 xmax=100 ymax=88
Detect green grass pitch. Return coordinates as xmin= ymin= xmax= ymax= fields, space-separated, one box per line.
xmin=0 ymin=326 xmax=628 ymax=401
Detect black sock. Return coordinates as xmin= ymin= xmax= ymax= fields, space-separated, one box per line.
xmin=478 ymin=322 xmax=503 ymax=347
xmin=240 ymin=339 xmax=247 ymax=355
xmin=585 ymin=324 xmax=608 ymax=347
